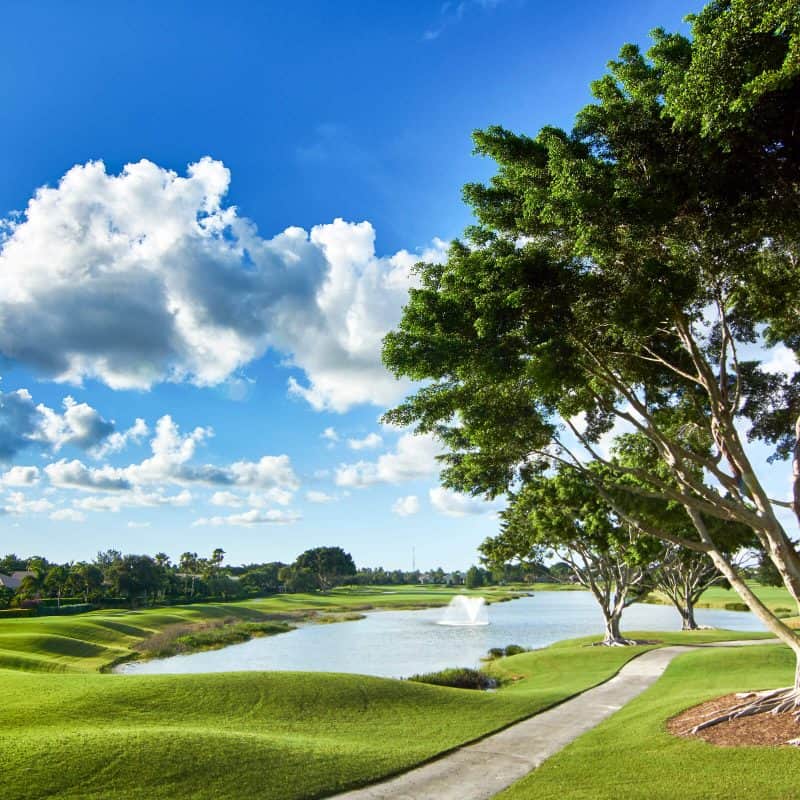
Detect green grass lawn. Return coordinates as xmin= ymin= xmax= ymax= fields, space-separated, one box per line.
xmin=0 ymin=626 xmax=655 ymax=800
xmin=0 ymin=586 xmax=782 ymax=800
xmin=642 ymin=580 xmax=797 ymax=615
xmin=496 ymin=643 xmax=797 ymax=800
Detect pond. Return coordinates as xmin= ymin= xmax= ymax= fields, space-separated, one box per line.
xmin=117 ymin=591 xmax=765 ymax=679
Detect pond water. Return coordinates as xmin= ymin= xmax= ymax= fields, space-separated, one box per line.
xmin=117 ymin=591 xmax=765 ymax=679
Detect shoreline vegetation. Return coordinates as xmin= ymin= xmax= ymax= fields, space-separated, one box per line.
xmin=132 ymin=618 xmax=298 ymax=660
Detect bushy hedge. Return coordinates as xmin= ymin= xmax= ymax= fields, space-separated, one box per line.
xmin=407 ymin=667 xmax=498 ymax=690
xmin=724 ymin=602 xmax=749 ymax=612
xmin=36 ymin=603 xmax=95 ymax=616
xmin=0 ymin=608 xmax=36 ymax=619
xmin=38 ymin=597 xmax=93 ymax=608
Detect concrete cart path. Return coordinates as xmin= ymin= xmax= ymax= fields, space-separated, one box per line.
xmin=330 ymin=639 xmax=775 ymax=800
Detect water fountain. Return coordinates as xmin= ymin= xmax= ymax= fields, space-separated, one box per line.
xmin=437 ymin=595 xmax=489 ymax=626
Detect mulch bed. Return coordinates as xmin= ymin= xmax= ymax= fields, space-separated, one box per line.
xmin=668 ymin=693 xmax=800 ymax=747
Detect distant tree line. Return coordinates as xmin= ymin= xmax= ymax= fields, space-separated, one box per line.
xmin=0 ymin=545 xmax=561 ymax=614
xmin=0 ymin=546 xmax=358 ymax=611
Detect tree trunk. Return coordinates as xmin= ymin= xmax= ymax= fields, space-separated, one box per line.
xmin=680 ymin=600 xmax=698 ymax=631
xmin=602 ymin=611 xmax=632 ymax=645
xmin=792 ymin=412 xmax=800 ymax=524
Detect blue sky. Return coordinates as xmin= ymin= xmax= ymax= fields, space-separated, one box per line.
xmin=1 ymin=0 xmax=765 ymax=571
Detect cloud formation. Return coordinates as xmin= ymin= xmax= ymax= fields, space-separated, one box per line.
xmin=306 ymin=490 xmax=335 ymax=503
xmin=45 ymin=415 xmax=299 ymax=498
xmin=0 ymin=387 xmax=134 ymax=461
xmin=49 ymin=508 xmax=86 ymax=522
xmin=335 ymin=432 xmax=442 ymax=488
xmin=192 ymin=508 xmax=301 ymax=527
xmin=429 ymin=486 xmax=500 ymax=517
xmin=347 ymin=433 xmax=383 ymax=451
xmin=34 ymin=397 xmax=115 ymax=452
xmin=3 ymin=492 xmax=54 ymax=515
xmin=391 ymin=495 xmax=420 ymax=516
xmin=0 ymin=389 xmax=43 ymax=459
xmin=0 ymin=466 xmax=40 ymax=486
xmin=0 ymin=158 xmax=445 ymax=412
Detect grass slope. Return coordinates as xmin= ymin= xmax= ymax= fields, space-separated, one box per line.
xmin=497 ymin=643 xmax=797 ymax=800
xmin=0 ymin=620 xmax=770 ymax=800
xmin=0 ymin=585 xmax=776 ymax=800
xmin=640 ymin=580 xmax=797 ymax=614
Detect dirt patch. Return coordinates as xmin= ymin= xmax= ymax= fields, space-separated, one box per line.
xmin=669 ymin=693 xmax=800 ymax=747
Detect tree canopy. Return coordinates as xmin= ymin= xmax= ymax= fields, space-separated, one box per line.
xmin=293 ymin=546 xmax=357 ymax=590
xmin=383 ymin=0 xmax=800 ymax=697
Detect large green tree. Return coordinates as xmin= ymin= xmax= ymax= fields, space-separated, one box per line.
xmin=384 ymin=0 xmax=800 ymax=722
xmin=107 ymin=555 xmax=163 ymax=608
xmin=482 ymin=464 xmax=660 ymax=645
xmin=293 ymin=547 xmax=357 ymax=591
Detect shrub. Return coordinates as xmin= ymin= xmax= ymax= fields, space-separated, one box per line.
xmin=0 ymin=608 xmax=36 ymax=619
xmin=407 ymin=667 xmax=498 ymax=690
xmin=484 ymin=644 xmax=528 ymax=660
xmin=39 ymin=597 xmax=91 ymax=608
xmin=724 ymin=602 xmax=749 ymax=612
xmin=36 ymin=603 xmax=95 ymax=616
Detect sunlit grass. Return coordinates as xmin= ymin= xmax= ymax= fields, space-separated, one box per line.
xmin=497 ymin=644 xmax=796 ymax=800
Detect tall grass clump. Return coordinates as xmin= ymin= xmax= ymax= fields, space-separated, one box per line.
xmin=408 ymin=667 xmax=499 ymax=690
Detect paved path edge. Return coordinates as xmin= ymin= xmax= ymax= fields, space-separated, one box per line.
xmin=328 ymin=638 xmax=778 ymax=800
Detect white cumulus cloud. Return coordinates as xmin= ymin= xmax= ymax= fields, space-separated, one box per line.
xmin=45 ymin=415 xmax=299 ymax=496
xmin=0 ymin=466 xmax=40 ymax=486
xmin=210 ymin=490 xmax=244 ymax=507
xmin=428 ymin=486 xmax=501 ymax=518
xmin=49 ymin=508 xmax=86 ymax=522
xmin=0 ymin=388 xmax=121 ymax=460
xmin=391 ymin=495 xmax=420 ymax=516
xmin=347 ymin=432 xmax=383 ymax=451
xmin=321 ymin=427 xmax=339 ymax=442
xmin=3 ymin=492 xmax=54 ymax=514
xmin=335 ymin=432 xmax=442 ymax=488
xmin=306 ymin=490 xmax=335 ymax=503
xmin=192 ymin=508 xmax=301 ymax=527
xmin=0 ymin=158 xmax=446 ymax=411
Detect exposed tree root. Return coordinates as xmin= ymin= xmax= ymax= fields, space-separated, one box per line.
xmin=590 ymin=638 xmax=636 ymax=647
xmin=692 ymin=687 xmax=800 ymax=733
xmin=591 ymin=637 xmax=659 ymax=647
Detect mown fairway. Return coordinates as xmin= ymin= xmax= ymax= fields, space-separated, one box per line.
xmin=0 ymin=590 xmax=779 ymax=800
xmin=0 ymin=587 xmax=783 ymax=800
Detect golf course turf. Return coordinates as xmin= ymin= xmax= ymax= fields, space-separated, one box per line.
xmin=496 ymin=644 xmax=798 ymax=800
xmin=0 ymin=588 xmax=788 ymax=799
